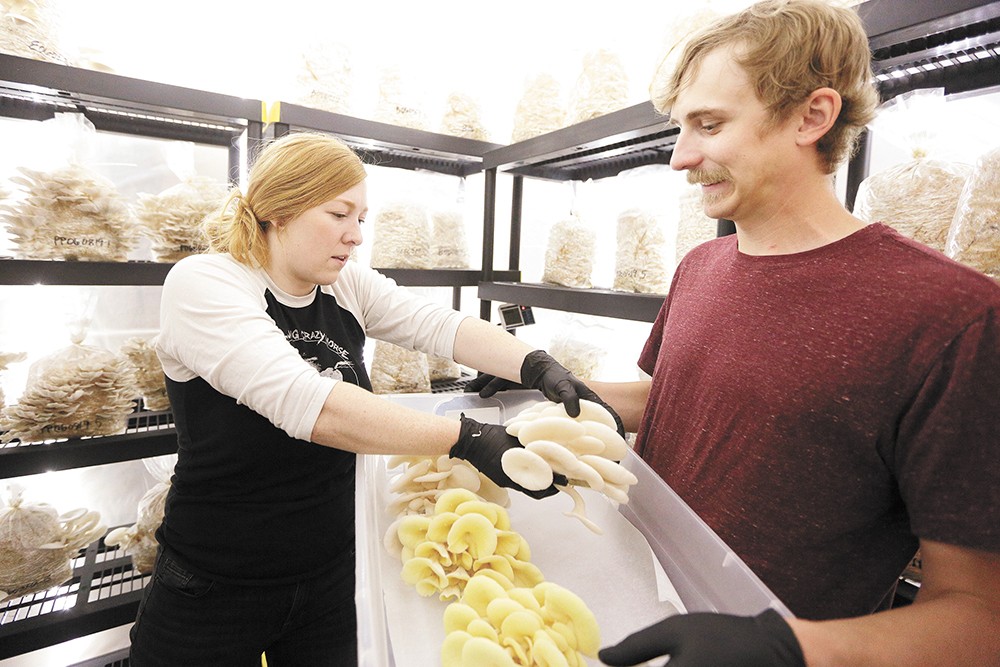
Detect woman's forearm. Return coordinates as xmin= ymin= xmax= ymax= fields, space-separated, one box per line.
xmin=451 ymin=316 xmax=534 ymax=381
xmin=310 ymin=381 xmax=459 ymax=455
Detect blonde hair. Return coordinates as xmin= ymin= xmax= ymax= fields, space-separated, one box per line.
xmin=651 ymin=0 xmax=879 ymax=174
xmin=203 ymin=133 xmax=367 ymax=266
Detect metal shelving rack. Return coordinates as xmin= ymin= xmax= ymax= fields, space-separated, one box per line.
xmin=0 ymin=527 xmax=149 ymax=661
xmin=0 ymin=52 xmax=265 ymax=661
xmin=262 ymin=101 xmax=519 ymax=310
xmin=479 ymin=0 xmax=1000 ymax=323
xmin=0 ymin=52 xmax=264 ymax=181
xmin=478 ymin=101 xmax=676 ymax=322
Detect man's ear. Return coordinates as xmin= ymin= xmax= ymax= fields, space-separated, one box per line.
xmin=796 ymin=87 xmax=841 ymax=147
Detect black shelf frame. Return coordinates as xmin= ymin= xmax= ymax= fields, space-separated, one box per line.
xmin=478 ymin=102 xmax=678 ymax=322
xmin=264 ymin=101 xmax=502 ymax=178
xmin=0 ymin=411 xmax=177 ymax=478
xmin=479 ymin=282 xmax=665 ymax=323
xmin=0 ymin=53 xmax=264 ymax=182
xmin=0 ymin=258 xmax=174 ymax=286
xmin=0 ymin=54 xmax=267 ymax=660
xmin=845 ymin=0 xmax=1000 ymax=208
xmin=481 ymin=2 xmax=1000 ymax=322
xmin=483 ymin=101 xmax=675 ymax=182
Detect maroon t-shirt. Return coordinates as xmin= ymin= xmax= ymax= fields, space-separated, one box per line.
xmin=637 ymin=223 xmax=1000 ymax=620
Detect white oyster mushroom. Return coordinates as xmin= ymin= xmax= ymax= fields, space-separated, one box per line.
xmin=500 ymin=448 xmax=554 ymax=491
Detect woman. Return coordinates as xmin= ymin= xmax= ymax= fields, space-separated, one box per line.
xmin=128 ymin=132 xmax=608 ymax=665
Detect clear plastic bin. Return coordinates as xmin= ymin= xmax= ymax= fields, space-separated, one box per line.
xmin=356 ymin=390 xmax=790 ymax=666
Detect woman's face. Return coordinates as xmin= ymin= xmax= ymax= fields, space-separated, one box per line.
xmin=265 ymin=180 xmax=368 ymax=295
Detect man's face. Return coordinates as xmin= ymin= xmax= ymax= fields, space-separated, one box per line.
xmin=668 ymin=46 xmax=799 ymax=225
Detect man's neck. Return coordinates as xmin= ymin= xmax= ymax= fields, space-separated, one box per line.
xmin=733 ymin=179 xmax=864 ymax=256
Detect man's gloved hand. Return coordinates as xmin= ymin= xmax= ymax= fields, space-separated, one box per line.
xmin=449 ymin=414 xmax=566 ymax=499
xmin=466 ymin=350 xmax=626 ymax=437
xmin=598 ymin=609 xmax=805 ymax=667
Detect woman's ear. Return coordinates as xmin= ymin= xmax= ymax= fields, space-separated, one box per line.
xmin=796 ymin=87 xmax=841 ymax=147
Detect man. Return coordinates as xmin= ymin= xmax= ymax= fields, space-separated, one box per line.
xmin=476 ymin=1 xmax=1000 ymax=664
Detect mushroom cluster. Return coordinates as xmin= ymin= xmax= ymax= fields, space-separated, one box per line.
xmin=120 ymin=336 xmax=170 ymax=412
xmin=441 ymin=573 xmax=600 ymax=667
xmin=133 ymin=176 xmax=227 ymax=263
xmin=0 ymin=339 xmax=137 ymax=444
xmin=385 ymin=454 xmax=509 ymax=517
xmin=501 ymin=399 xmax=638 ymax=534
xmin=386 ymin=488 xmax=543 ymax=602
xmin=0 ymin=486 xmax=106 ymax=602
xmin=0 ymin=164 xmax=137 ymax=261
xmin=103 ymin=478 xmax=169 ymax=574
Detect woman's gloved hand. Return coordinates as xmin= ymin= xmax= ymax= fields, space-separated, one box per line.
xmin=466 ymin=350 xmax=626 ymax=437
xmin=598 ymin=609 xmax=805 ymax=667
xmin=449 ymin=414 xmax=566 ymax=499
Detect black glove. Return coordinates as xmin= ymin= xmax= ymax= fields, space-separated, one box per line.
xmin=598 ymin=609 xmax=805 ymax=667
xmin=449 ymin=414 xmax=566 ymax=499
xmin=466 ymin=350 xmax=626 ymax=437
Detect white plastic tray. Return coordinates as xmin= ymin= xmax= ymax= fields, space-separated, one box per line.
xmin=356 ymin=390 xmax=790 ymax=666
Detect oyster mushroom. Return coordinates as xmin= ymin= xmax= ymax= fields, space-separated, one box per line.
xmin=500 ymin=447 xmax=554 ymax=491
xmin=447 ymin=513 xmax=499 ymax=559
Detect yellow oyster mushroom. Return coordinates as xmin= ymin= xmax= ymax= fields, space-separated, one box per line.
xmin=532 ymin=629 xmax=571 ymax=667
xmin=474 ymin=554 xmax=515 ymax=582
xmin=467 ymin=618 xmax=500 ymax=643
xmin=508 ymin=586 xmax=543 ymax=613
xmin=472 ymin=568 xmax=515 ymax=591
xmin=502 ymin=636 xmax=531 ymax=666
xmin=500 ymin=608 xmax=544 ymax=640
xmin=461 ymin=636 xmax=517 ymax=667
xmin=506 ymin=555 xmax=545 ymax=587
xmin=462 ymin=572 xmax=511 ymax=616
xmin=549 ymin=621 xmax=579 ymax=651
xmin=400 ymin=557 xmax=448 ymax=596
xmin=456 ymin=500 xmax=510 ymax=530
xmin=494 ymin=530 xmax=524 ymax=558
xmin=447 ymin=512 xmax=498 ymax=558
xmin=414 ymin=540 xmax=452 ymax=565
xmin=426 ymin=511 xmax=462 ymax=543
xmin=435 ymin=487 xmax=481 ymax=514
xmin=538 ymin=583 xmax=601 ymax=657
xmin=444 ymin=603 xmax=481 ymax=634
xmin=486 ymin=596 xmax=526 ymax=628
xmin=540 ymin=625 xmax=572 ymax=654
xmin=396 ymin=515 xmax=431 ymax=549
xmin=441 ymin=629 xmax=472 ymax=667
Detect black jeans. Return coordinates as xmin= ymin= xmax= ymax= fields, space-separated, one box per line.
xmin=129 ymin=548 xmax=358 ymax=666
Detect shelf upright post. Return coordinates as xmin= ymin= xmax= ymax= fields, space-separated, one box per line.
xmin=509 ymin=175 xmax=523 ymax=273
xmin=480 ymin=167 xmax=498 ymax=321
